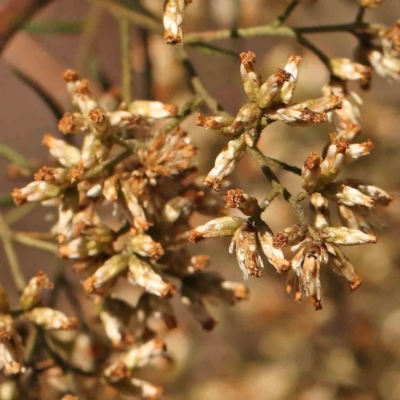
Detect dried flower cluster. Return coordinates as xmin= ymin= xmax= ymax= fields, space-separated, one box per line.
xmin=6 ymin=71 xmax=248 ymax=397
xmin=0 ymin=1 xmax=398 ymax=398
xmin=191 ymin=50 xmax=392 ymax=310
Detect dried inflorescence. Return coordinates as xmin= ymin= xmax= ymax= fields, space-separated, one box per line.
xmin=196 ymin=51 xmax=343 ymax=190
xmin=2 ymin=2 xmax=398 ymax=398
xmin=8 ymin=70 xmax=248 ymax=397
xmin=191 ymin=50 xmax=392 ymax=311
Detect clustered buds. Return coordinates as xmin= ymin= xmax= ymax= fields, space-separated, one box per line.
xmin=9 ymin=69 xmax=248 ymax=397
xmin=360 ymin=20 xmax=400 ymax=81
xmin=190 ymin=47 xmax=392 ymax=312
xmin=196 ymin=52 xmax=343 ymax=190
xmin=3 ymin=2 xmax=397 ymax=397
xmin=0 ymin=273 xmax=76 ymax=377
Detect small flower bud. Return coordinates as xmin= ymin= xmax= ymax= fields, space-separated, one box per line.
xmin=58 ymin=112 xmax=87 ymax=135
xmin=258 ymin=68 xmax=292 ymax=109
xmin=266 ymin=105 xmax=328 ymax=125
xmin=319 ymin=134 xmax=349 ymax=185
xmin=188 ymin=216 xmax=244 ymax=243
xmin=19 ymin=271 xmax=53 ymax=311
xmin=229 ymin=223 xmax=264 ymax=279
xmin=59 ymin=236 xmax=111 ymax=259
xmin=302 ymin=152 xmax=322 ymax=192
xmin=122 ymin=338 xmax=166 ymax=370
xmin=12 ymin=181 xmax=62 ymax=205
xmin=87 ymin=108 xmax=112 ymax=138
xmin=161 ymin=190 xmax=202 ymax=224
xmin=42 ymin=134 xmax=81 ymax=168
xmin=129 ymin=100 xmax=178 ymax=119
xmin=280 ymin=55 xmax=301 ymax=104
xmin=163 ymin=0 xmax=186 ymax=44
xmin=320 ymin=227 xmax=377 ymax=245
xmin=195 ymin=114 xmax=235 ymax=132
xmin=102 ymin=175 xmax=119 ymax=202
xmin=240 ymin=51 xmax=262 ymax=102
xmin=323 ymin=81 xmax=362 ymax=135
xmin=128 ymin=255 xmax=176 ymax=298
xmin=326 ymin=244 xmax=362 ymax=290
xmin=25 ymin=308 xmax=77 ymax=330
xmin=109 ymin=110 xmax=141 ymax=129
xmin=345 ymin=140 xmax=374 ymax=162
xmin=367 ymin=49 xmax=400 ymax=81
xmin=128 ymin=233 xmax=164 ymax=260
xmin=83 ymin=254 xmax=129 ymax=294
xmin=0 ymin=315 xmax=25 ymax=375
xmin=322 ymin=182 xmax=376 ymax=208
xmin=330 ymin=58 xmax=372 ymax=83
xmin=80 ymin=133 xmax=112 ymax=170
xmin=34 ymin=166 xmax=69 ymax=185
xmin=74 ymin=79 xmax=99 ymax=115
xmin=302 ymin=249 xmax=322 ymax=310
xmin=204 ymin=135 xmax=247 ymax=191
xmin=355 ymin=182 xmax=393 ymax=206
xmin=225 ymin=189 xmax=260 ymax=216
xmin=62 ymin=69 xmax=79 ymax=95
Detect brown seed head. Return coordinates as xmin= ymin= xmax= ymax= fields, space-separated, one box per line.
xmin=304 ymin=152 xmax=322 ymax=170
xmin=63 ymin=69 xmax=79 ymax=83
xmin=273 ymin=233 xmax=288 ymax=248
xmin=88 ymin=108 xmax=106 ymax=124
xmin=58 ymin=113 xmax=75 ymax=134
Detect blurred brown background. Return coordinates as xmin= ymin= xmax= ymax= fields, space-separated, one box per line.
xmin=1 ymin=0 xmax=400 ymax=399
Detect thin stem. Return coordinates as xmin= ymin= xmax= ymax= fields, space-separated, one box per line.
xmin=264 ymin=156 xmax=301 ymax=175
xmin=355 ymin=6 xmax=366 ymax=24
xmin=0 ymin=213 xmax=26 ymax=291
xmin=97 ymin=0 xmax=162 ymax=35
xmin=12 ymin=233 xmax=58 ymax=254
xmin=175 ymin=46 xmax=230 ymax=116
xmin=0 ymin=195 xmax=14 ymax=207
xmin=5 ymin=203 xmax=38 ymax=225
xmin=0 ymin=143 xmax=35 ymax=171
xmin=296 ymin=34 xmax=330 ymax=68
xmin=276 ymin=0 xmax=300 ymax=25
xmin=119 ymin=18 xmax=132 ymax=105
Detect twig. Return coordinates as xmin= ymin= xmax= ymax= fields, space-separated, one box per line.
xmin=275 ymin=0 xmax=300 ymax=26
xmin=0 ymin=213 xmax=26 ymax=291
xmin=0 ymin=143 xmax=35 ymax=171
xmin=4 ymin=203 xmax=38 ymax=225
xmin=175 ymin=46 xmax=229 ymax=116
xmin=12 ymin=232 xmax=58 ymax=254
xmin=119 ymin=17 xmax=132 ymax=105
